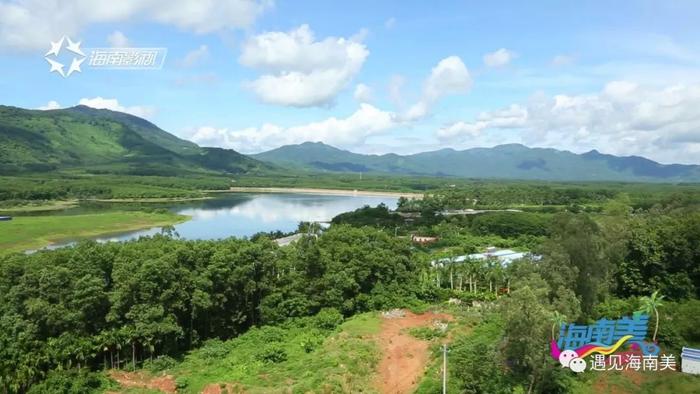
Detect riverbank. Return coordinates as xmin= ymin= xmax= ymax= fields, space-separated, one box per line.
xmin=0 ymin=199 xmax=79 ymax=213
xmin=227 ymin=186 xmax=424 ymax=199
xmin=0 ymin=211 xmax=189 ymax=254
xmin=86 ymin=196 xmax=211 ymax=203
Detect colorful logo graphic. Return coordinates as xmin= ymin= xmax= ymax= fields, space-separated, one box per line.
xmin=551 ymin=313 xmax=675 ymax=373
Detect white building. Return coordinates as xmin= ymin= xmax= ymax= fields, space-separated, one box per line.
xmin=430 ymin=246 xmax=540 ymax=267
xmin=682 ymin=347 xmax=700 ymax=375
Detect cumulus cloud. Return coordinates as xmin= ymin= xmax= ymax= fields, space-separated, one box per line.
xmin=188 ymin=55 xmax=473 ymax=153
xmin=436 ymin=81 xmax=700 ymax=163
xmin=401 ymin=56 xmax=472 ymax=121
xmin=190 ymin=103 xmax=399 ymax=153
xmin=180 ymin=44 xmax=209 ymax=67
xmin=483 ymin=48 xmax=517 ymax=67
xmin=37 ymin=100 xmax=62 ymax=110
xmin=239 ymin=24 xmax=369 ymax=107
xmin=424 ymin=56 xmax=472 ymax=101
xmin=0 ymin=0 xmax=270 ymax=51
xmin=78 ymin=97 xmax=156 ymax=118
xmin=107 ymin=30 xmax=129 ymax=47
xmin=353 ymin=83 xmax=372 ymax=103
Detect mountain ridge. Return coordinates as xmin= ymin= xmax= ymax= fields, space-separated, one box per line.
xmin=3 ymin=104 xmax=699 ymax=182
xmin=253 ymin=141 xmax=700 ymax=182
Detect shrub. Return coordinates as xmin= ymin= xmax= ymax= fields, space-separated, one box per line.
xmin=313 ymin=308 xmax=344 ymax=330
xmin=27 ymin=370 xmax=110 ymax=394
xmin=197 ymin=339 xmax=230 ymax=360
xmin=175 ymin=377 xmax=189 ymax=389
xmin=408 ymin=326 xmax=446 ymax=340
xmin=143 ymin=355 xmax=177 ymax=372
xmin=298 ymin=331 xmax=325 ymax=353
xmin=256 ymin=343 xmax=288 ymax=364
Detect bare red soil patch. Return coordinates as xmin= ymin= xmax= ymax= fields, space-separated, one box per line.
xmin=108 ymin=370 xmax=177 ymax=393
xmin=374 ymin=310 xmax=453 ymax=394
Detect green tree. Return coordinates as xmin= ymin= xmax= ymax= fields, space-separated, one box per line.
xmin=637 ymin=290 xmax=665 ymax=343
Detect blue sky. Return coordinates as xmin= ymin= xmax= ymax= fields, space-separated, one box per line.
xmin=1 ymin=0 xmax=700 ymax=163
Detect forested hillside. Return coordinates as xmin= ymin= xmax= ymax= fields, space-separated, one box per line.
xmin=0 ymin=105 xmax=268 ymax=176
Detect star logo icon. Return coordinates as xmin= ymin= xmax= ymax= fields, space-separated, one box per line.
xmin=65 ymin=37 xmax=85 ymax=57
xmin=44 ymin=36 xmax=86 ymax=78
xmin=46 ymin=57 xmax=65 ymax=77
xmin=45 ymin=37 xmax=64 ymax=57
xmin=67 ymin=57 xmax=85 ymax=76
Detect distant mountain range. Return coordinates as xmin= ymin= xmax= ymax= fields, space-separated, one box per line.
xmin=252 ymin=141 xmax=700 ymax=182
xmin=2 ymin=105 xmax=699 ymax=182
xmin=0 ymin=105 xmax=268 ymax=176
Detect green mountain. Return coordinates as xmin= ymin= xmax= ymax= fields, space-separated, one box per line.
xmin=0 ymin=105 xmax=268 ymax=176
xmin=253 ymin=142 xmax=700 ymax=182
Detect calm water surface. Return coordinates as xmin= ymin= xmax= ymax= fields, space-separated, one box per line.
xmin=50 ymin=193 xmax=397 ymax=247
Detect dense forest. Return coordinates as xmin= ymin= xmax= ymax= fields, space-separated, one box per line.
xmin=0 ymin=226 xmax=424 ymax=392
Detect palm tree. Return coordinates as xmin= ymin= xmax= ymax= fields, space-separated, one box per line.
xmin=637 ymin=290 xmax=665 ymax=343
xmin=550 ymin=311 xmax=568 ymax=341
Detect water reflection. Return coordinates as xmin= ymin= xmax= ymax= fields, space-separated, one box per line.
xmin=95 ymin=193 xmax=397 ymax=242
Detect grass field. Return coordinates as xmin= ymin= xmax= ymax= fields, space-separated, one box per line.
xmin=0 ymin=211 xmax=188 ymax=253
xmin=139 ymin=313 xmax=382 ymax=394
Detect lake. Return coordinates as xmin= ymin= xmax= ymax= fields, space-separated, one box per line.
xmin=54 ymin=192 xmax=398 ymax=247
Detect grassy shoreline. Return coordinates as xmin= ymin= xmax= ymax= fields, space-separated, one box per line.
xmin=0 ymin=199 xmax=79 ymax=213
xmin=85 ymin=196 xmax=212 ymax=203
xmin=0 ymin=211 xmax=189 ymax=254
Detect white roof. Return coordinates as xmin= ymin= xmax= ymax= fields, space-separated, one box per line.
xmin=431 ymin=249 xmax=539 ymax=266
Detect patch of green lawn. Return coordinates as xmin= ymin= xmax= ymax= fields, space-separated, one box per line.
xmin=168 ymin=313 xmax=381 ymax=393
xmin=0 ymin=211 xmax=188 ymax=254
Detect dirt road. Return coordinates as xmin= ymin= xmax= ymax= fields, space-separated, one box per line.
xmin=375 ymin=310 xmax=453 ymax=394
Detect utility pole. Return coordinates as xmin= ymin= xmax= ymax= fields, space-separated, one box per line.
xmin=442 ymin=343 xmax=447 ymax=394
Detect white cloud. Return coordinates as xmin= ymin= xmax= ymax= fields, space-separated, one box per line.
xmin=190 ymin=103 xmax=399 ymax=153
xmin=424 ymin=56 xmax=472 ymax=101
xmin=436 ymin=82 xmax=700 ymax=163
xmin=38 ymin=100 xmax=62 ymax=110
xmin=78 ymin=97 xmax=155 ymax=118
xmin=483 ymin=48 xmax=517 ymax=67
xmin=436 ymin=121 xmax=483 ymax=139
xmin=239 ymin=24 xmax=369 ymax=107
xmin=107 ymin=30 xmax=129 ymax=47
xmin=401 ymin=55 xmax=472 ymax=121
xmin=551 ymin=54 xmax=574 ymax=67
xmin=384 ymin=17 xmax=396 ymax=29
xmin=0 ymin=0 xmax=270 ymax=51
xmin=180 ymin=44 xmax=209 ymax=67
xmin=437 ymin=105 xmax=527 ymax=139
xmin=353 ymin=83 xmax=372 ymax=103
xmin=189 ymin=55 xmax=472 ymax=152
